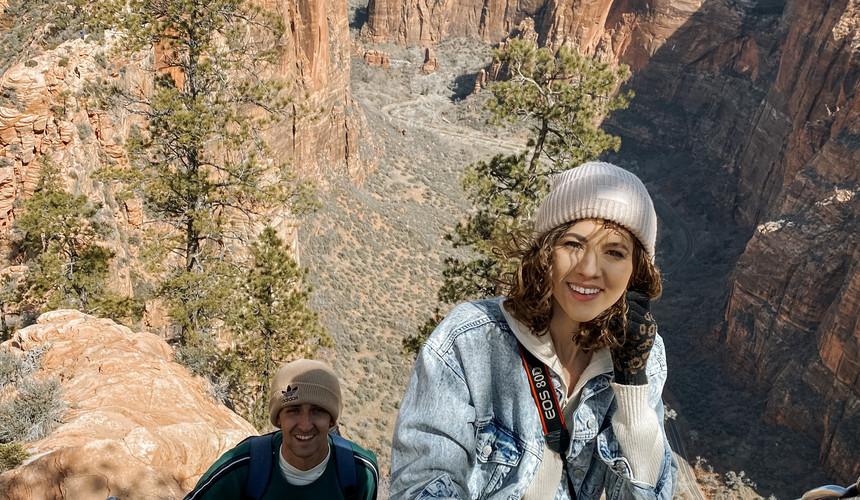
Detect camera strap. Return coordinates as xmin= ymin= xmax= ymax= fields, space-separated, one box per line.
xmin=517 ymin=341 xmax=571 ymax=458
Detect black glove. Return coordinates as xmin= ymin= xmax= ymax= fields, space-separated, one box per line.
xmin=610 ymin=289 xmax=657 ymax=385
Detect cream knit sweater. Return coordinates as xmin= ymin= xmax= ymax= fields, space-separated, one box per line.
xmin=501 ymin=303 xmax=665 ymax=499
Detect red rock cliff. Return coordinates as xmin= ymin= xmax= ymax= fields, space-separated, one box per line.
xmin=0 ymin=0 xmax=366 ymax=235
xmin=267 ymin=0 xmax=369 ymax=182
xmin=715 ymin=0 xmax=860 ymax=483
xmin=362 ymin=0 xmax=711 ymax=70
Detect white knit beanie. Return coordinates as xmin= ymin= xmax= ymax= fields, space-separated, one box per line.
xmin=269 ymin=359 xmax=342 ymax=427
xmin=534 ymin=162 xmax=657 ymax=260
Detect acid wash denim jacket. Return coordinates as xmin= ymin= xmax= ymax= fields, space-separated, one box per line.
xmin=390 ymin=298 xmax=678 ymax=500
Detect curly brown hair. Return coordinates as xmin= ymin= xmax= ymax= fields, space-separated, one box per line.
xmin=499 ymin=219 xmax=662 ymax=352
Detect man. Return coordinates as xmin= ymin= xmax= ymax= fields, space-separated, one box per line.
xmin=185 ymin=359 xmax=379 ymax=500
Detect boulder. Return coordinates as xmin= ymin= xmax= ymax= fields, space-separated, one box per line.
xmin=0 ymin=310 xmax=257 ymax=500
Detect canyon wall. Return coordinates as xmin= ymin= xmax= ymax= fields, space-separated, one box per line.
xmin=708 ymin=0 xmax=860 ymax=483
xmin=361 ymin=0 xmax=715 ymax=70
xmin=266 ymin=0 xmax=370 ymax=182
xmin=365 ymin=0 xmax=860 ymax=485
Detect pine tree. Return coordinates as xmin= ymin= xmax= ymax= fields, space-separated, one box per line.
xmin=12 ymin=157 xmax=139 ymax=323
xmin=217 ymin=227 xmax=330 ymax=430
xmin=91 ymin=0 xmax=317 ymax=362
xmin=406 ymin=38 xmax=633 ymax=353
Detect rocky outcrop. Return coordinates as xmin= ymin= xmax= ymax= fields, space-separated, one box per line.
xmin=0 ymin=310 xmax=257 ymax=500
xmin=364 ymin=49 xmax=392 ymax=68
xmin=0 ymin=39 xmax=118 ymax=234
xmin=0 ymin=0 xmax=368 ymax=235
xmin=422 ymin=47 xmax=439 ymax=74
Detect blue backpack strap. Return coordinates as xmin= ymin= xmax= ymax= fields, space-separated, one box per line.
xmin=244 ymin=433 xmax=276 ymax=500
xmin=330 ymin=433 xmax=358 ymax=500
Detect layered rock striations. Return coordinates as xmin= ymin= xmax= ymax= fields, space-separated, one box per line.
xmin=0 ymin=310 xmax=257 ymax=499
xmin=612 ymin=0 xmax=860 ymax=483
xmin=0 ymin=0 xmax=367 ymax=236
xmin=268 ymin=0 xmax=370 ymax=182
xmin=712 ymin=0 xmax=860 ymax=483
xmin=361 ymin=0 xmax=716 ymax=69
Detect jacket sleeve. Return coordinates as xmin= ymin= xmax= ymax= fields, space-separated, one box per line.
xmin=183 ymin=450 xmax=249 ymax=500
xmin=354 ymin=447 xmax=380 ymax=500
xmin=603 ymin=333 xmax=679 ymax=500
xmin=389 ymin=341 xmax=477 ymax=500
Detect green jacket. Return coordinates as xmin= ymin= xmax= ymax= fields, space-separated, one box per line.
xmin=185 ymin=432 xmax=378 ymax=500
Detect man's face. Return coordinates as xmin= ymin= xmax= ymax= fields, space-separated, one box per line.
xmin=277 ymin=403 xmax=333 ymax=470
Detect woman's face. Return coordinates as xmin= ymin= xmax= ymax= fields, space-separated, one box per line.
xmin=549 ymin=219 xmax=635 ymax=333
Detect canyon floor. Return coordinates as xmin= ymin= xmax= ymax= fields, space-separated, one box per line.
xmin=296 ymin=3 xmax=834 ymax=498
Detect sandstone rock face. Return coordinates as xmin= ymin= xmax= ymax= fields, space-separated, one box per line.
xmin=711 ymin=0 xmax=860 ymax=483
xmin=0 ymin=310 xmax=257 ymax=500
xmin=0 ymin=0 xmax=368 ymax=234
xmin=266 ymin=0 xmax=371 ymax=183
xmin=0 ymin=39 xmax=119 ymax=234
xmin=422 ymin=47 xmax=439 ymax=74
xmin=721 ymin=142 xmax=860 ymax=483
xmin=361 ymin=0 xmax=709 ymax=69
xmin=364 ymin=49 xmax=392 ymax=68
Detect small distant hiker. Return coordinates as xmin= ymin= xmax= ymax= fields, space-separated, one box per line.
xmin=185 ymin=359 xmax=379 ymax=500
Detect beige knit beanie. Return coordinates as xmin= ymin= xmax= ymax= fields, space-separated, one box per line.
xmin=534 ymin=162 xmax=657 ymax=260
xmin=268 ymin=359 xmax=342 ymax=427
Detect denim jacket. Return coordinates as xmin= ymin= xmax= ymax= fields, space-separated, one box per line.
xmin=390 ymin=298 xmax=678 ymax=500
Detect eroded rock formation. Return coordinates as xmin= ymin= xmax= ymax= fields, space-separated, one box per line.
xmin=268 ymin=0 xmax=371 ymax=183
xmin=0 ymin=0 xmax=368 ymax=236
xmin=364 ymin=49 xmax=392 ymax=68
xmin=362 ymin=0 xmax=711 ymax=69
xmin=712 ymin=0 xmax=860 ymax=483
xmin=0 ymin=310 xmax=257 ymax=500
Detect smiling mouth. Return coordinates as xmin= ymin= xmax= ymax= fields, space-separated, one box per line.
xmin=568 ymin=283 xmax=601 ymax=295
xmin=295 ymin=434 xmax=316 ymax=441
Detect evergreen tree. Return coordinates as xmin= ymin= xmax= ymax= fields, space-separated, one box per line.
xmin=92 ymin=0 xmax=317 ymax=362
xmin=406 ymin=38 xmax=633 ymax=353
xmin=218 ymin=227 xmax=330 ymax=430
xmin=12 ymin=157 xmax=139 ymax=322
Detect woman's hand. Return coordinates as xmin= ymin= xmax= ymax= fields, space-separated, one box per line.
xmin=611 ymin=289 xmax=657 ymax=385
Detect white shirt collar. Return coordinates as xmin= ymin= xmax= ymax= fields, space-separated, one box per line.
xmin=500 ymin=299 xmax=613 ymax=402
xmin=278 ymin=441 xmax=331 ymax=485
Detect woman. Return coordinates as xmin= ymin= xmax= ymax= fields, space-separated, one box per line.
xmin=390 ymin=162 xmax=678 ymax=500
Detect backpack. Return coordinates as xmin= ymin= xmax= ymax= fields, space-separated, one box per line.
xmin=243 ymin=431 xmax=358 ymax=500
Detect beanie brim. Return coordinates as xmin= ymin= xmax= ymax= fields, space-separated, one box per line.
xmin=268 ymin=360 xmax=342 ymax=428
xmin=534 ymin=162 xmax=657 ymax=260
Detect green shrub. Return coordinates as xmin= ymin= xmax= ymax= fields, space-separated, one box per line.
xmin=76 ymin=122 xmax=93 ymax=142
xmin=0 ymin=442 xmax=28 ymax=472
xmin=0 ymin=377 xmax=65 ymax=443
xmin=0 ymin=345 xmax=48 ymax=388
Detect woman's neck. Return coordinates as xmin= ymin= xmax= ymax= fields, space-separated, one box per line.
xmin=549 ymin=314 xmax=591 ymax=396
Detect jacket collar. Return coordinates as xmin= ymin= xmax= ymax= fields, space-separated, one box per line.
xmin=499 ymin=299 xmax=613 ymax=400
